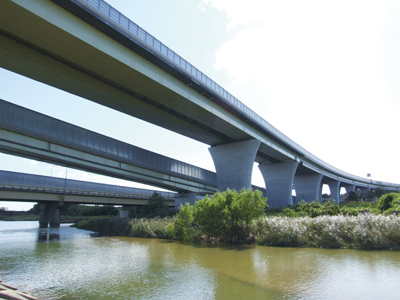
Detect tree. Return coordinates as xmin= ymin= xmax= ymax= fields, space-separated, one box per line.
xmin=130 ymin=192 xmax=171 ymax=218
xmin=170 ymin=188 xmax=268 ymax=241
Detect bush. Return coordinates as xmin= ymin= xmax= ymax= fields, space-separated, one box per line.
xmin=129 ymin=192 xmax=172 ymax=219
xmin=378 ymin=193 xmax=398 ymax=212
xmin=67 ymin=204 xmax=119 ymax=217
xmin=167 ymin=203 xmax=200 ymax=241
xmin=169 ymin=189 xmax=267 ymax=242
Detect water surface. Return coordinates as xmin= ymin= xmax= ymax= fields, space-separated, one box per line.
xmin=1 ymin=221 xmax=399 ymax=299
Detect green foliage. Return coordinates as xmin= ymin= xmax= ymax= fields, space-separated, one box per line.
xmin=67 ymin=204 xmax=119 ymax=217
xmin=346 ymin=191 xmax=360 ymax=201
xmin=129 ymin=192 xmax=172 ymax=219
xmin=167 ymin=203 xmax=200 ymax=241
xmin=129 ymin=217 xmax=171 ymax=239
xmin=168 ymin=189 xmax=267 ymax=242
xmin=77 ymin=217 xmax=131 ymax=235
xmin=281 ymin=200 xmax=341 ymax=218
xmin=378 ymin=193 xmax=400 ymax=214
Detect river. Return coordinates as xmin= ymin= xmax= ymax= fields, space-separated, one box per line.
xmin=1 ymin=221 xmax=400 ymax=299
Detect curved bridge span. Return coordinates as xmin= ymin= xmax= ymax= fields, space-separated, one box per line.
xmin=0 ymin=0 xmax=399 ymax=207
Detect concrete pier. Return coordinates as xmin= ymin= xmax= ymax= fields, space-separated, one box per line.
xmin=259 ymin=161 xmax=299 ymax=208
xmin=175 ymin=192 xmax=197 ymax=209
xmin=39 ymin=201 xmax=62 ymax=228
xmin=294 ymin=174 xmax=323 ymax=203
xmin=209 ymin=140 xmax=261 ymax=192
xmin=324 ymin=179 xmax=341 ymax=204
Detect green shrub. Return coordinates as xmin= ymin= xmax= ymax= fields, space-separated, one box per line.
xmin=167 ymin=203 xmax=200 ymax=241
xmin=378 ymin=193 xmax=398 ymax=212
xmin=129 ymin=192 xmax=172 ymax=219
xmin=170 ymin=189 xmax=267 ymax=242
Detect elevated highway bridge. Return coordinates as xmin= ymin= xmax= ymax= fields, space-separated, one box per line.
xmin=0 ymin=0 xmax=399 ymax=210
xmin=0 ymin=169 xmax=178 ymax=227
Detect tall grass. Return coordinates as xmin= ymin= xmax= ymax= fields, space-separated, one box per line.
xmin=76 ymin=214 xmax=400 ymax=250
xmin=129 ymin=217 xmax=171 ymax=239
xmin=77 ymin=217 xmax=172 ymax=238
xmin=252 ymin=214 xmax=400 ymax=249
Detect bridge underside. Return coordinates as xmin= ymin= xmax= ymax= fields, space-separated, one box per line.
xmin=0 ymin=0 xmax=398 ymax=212
xmin=0 ymin=0 xmax=293 ymax=165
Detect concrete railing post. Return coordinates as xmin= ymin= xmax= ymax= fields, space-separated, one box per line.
xmin=209 ymin=139 xmax=261 ymax=192
xmin=259 ymin=161 xmax=299 ymax=208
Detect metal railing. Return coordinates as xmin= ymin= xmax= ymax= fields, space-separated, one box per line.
xmin=0 ymin=99 xmax=217 ymax=185
xmin=0 ymin=170 xmax=177 ymax=199
xmin=68 ymin=0 xmax=400 ymax=188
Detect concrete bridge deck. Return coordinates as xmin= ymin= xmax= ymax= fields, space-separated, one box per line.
xmin=0 ymin=0 xmax=399 ymax=207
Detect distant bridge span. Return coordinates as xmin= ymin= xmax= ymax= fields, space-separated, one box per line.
xmin=0 ymin=169 xmax=180 ymax=227
xmin=0 ymin=0 xmax=399 ymax=208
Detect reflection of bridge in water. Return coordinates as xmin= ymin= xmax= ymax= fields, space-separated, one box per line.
xmin=0 ymin=0 xmax=399 ymax=228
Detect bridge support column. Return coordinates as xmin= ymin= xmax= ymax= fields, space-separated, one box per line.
xmin=209 ymin=140 xmax=261 ymax=191
xmin=38 ymin=202 xmax=62 ymax=228
xmin=49 ymin=202 xmax=62 ymax=228
xmin=324 ymin=179 xmax=341 ymax=204
xmin=294 ymin=174 xmax=323 ymax=203
xmin=259 ymin=161 xmax=299 ymax=208
xmin=39 ymin=202 xmax=49 ymax=228
xmin=175 ymin=193 xmax=197 ymax=209
xmin=342 ymin=183 xmax=356 ymax=194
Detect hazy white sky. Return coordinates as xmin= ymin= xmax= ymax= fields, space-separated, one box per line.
xmin=1 ymin=0 xmax=399 ymax=210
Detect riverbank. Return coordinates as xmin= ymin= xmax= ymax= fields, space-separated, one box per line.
xmin=0 ymin=280 xmax=39 ymax=300
xmin=77 ymin=214 xmax=400 ymax=250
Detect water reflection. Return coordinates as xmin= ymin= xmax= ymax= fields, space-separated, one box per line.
xmin=37 ymin=228 xmax=60 ymax=242
xmin=1 ymin=222 xmax=400 ymax=300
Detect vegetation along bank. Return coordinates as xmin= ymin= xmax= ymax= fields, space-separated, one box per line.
xmin=76 ymin=189 xmax=400 ymax=249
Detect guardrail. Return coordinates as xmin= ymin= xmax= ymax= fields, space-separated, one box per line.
xmin=0 ymin=170 xmax=177 ymax=200
xmin=68 ymin=0 xmax=400 ymax=189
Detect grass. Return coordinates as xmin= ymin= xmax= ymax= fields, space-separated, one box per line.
xmin=252 ymin=214 xmax=400 ymax=249
xmin=76 ymin=214 xmax=400 ymax=250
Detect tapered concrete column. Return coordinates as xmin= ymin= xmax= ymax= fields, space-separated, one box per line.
xmin=342 ymin=183 xmax=356 ymax=194
xmin=48 ymin=202 xmax=62 ymax=228
xmin=294 ymin=174 xmax=323 ymax=203
xmin=324 ymin=179 xmax=341 ymax=204
xmin=259 ymin=161 xmax=299 ymax=208
xmin=209 ymin=140 xmax=261 ymax=191
xmin=175 ymin=192 xmax=197 ymax=209
xmin=39 ymin=202 xmax=49 ymax=228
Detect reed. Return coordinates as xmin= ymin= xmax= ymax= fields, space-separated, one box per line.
xmin=252 ymin=214 xmax=400 ymax=249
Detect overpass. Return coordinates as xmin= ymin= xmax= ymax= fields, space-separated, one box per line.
xmin=0 ymin=0 xmax=399 ymax=207
xmin=0 ymin=169 xmax=178 ymax=227
xmin=0 ymin=99 xmax=218 ymax=194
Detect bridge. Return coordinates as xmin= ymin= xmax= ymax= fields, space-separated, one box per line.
xmin=0 ymin=169 xmax=179 ymax=227
xmin=0 ymin=0 xmax=399 ymax=218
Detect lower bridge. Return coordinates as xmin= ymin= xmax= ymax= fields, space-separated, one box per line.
xmin=0 ymin=170 xmax=186 ymax=227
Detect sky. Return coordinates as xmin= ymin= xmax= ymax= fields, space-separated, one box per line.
xmin=1 ymin=0 xmax=399 ymax=210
